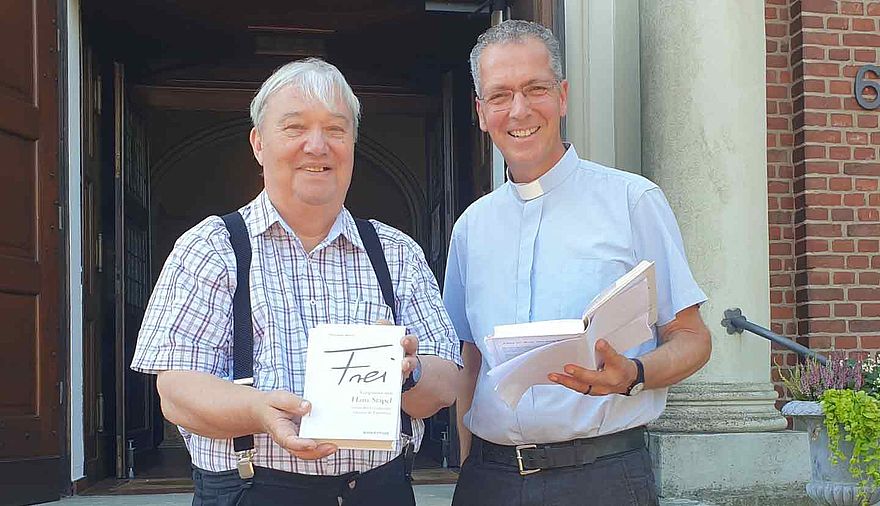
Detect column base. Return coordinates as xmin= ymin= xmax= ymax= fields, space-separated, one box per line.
xmin=650 ymin=431 xmax=812 ymax=505
xmin=650 ymin=382 xmax=788 ymax=432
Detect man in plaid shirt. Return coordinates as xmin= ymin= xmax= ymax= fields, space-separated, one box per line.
xmin=131 ymin=58 xmax=461 ymax=506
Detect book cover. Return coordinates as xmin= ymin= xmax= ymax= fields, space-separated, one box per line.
xmin=298 ymin=324 xmax=405 ymax=451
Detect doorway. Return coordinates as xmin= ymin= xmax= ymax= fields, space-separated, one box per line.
xmin=77 ymin=0 xmax=492 ymax=488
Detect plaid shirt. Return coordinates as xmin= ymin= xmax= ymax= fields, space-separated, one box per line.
xmin=131 ymin=191 xmax=461 ymax=474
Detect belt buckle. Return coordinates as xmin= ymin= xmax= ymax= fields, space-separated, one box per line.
xmin=236 ymin=449 xmax=256 ymax=480
xmin=514 ymin=444 xmax=541 ymax=476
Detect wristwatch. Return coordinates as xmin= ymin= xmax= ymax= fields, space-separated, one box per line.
xmin=625 ymin=358 xmax=645 ymax=396
xmin=402 ymin=356 xmax=422 ymax=392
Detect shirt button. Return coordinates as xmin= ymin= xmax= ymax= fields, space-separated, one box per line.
xmin=310 ymin=300 xmax=317 ymax=306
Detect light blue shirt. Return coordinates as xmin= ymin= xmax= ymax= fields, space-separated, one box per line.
xmin=443 ymin=145 xmax=707 ymax=445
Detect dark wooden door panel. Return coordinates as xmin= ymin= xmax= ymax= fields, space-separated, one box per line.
xmin=0 ymin=0 xmax=63 ymax=504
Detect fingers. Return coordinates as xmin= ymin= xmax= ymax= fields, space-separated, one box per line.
xmin=401 ymin=335 xmax=419 ymax=356
xmin=376 ymin=319 xmax=393 ymax=326
xmin=547 ymin=342 xmax=637 ymax=396
xmin=548 ymin=370 xmax=595 ymax=394
xmin=402 ymin=356 xmax=419 ymax=378
xmin=291 ymin=443 xmax=339 ymax=460
xmin=265 ymin=391 xmax=311 ymax=418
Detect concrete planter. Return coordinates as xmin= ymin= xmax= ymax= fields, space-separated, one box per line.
xmin=782 ymin=400 xmax=880 ymax=505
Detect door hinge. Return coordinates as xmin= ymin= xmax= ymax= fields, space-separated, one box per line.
xmin=59 ymin=380 xmax=64 ymax=405
xmin=58 ymin=204 xmax=64 ymax=231
xmin=97 ymin=232 xmax=104 ymax=273
xmin=97 ymin=393 xmax=105 ymax=433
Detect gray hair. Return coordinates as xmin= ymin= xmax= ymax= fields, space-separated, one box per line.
xmin=250 ymin=58 xmax=361 ymax=139
xmin=469 ymin=20 xmax=564 ymax=96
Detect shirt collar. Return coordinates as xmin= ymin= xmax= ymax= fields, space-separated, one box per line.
xmin=249 ymin=191 xmax=364 ymax=251
xmin=509 ymin=144 xmax=579 ymax=201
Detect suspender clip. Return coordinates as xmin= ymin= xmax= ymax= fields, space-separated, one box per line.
xmin=236 ymin=449 xmax=256 ymax=480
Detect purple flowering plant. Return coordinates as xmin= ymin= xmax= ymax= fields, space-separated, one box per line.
xmin=780 ymin=352 xmax=867 ymax=401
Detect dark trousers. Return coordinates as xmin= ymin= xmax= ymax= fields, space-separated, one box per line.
xmin=452 ymin=437 xmax=659 ymax=506
xmin=192 ymin=454 xmax=415 ymax=506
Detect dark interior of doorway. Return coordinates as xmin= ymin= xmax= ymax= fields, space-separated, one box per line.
xmin=78 ymin=0 xmax=492 ymax=492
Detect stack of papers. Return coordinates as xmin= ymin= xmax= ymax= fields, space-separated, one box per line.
xmin=485 ymin=261 xmax=658 ymax=407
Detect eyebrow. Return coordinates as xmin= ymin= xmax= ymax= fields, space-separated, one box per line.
xmin=277 ymin=111 xmax=351 ymax=125
xmin=484 ymin=77 xmax=556 ymax=93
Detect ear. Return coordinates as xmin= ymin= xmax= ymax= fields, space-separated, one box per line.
xmin=475 ymin=98 xmax=488 ymax=132
xmin=249 ymin=127 xmax=264 ymax=166
xmin=558 ymin=80 xmax=569 ymax=118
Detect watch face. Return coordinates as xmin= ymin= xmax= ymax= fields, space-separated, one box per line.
xmin=628 ymin=383 xmax=645 ymax=396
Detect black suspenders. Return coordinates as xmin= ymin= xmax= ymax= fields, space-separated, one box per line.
xmin=221 ymin=212 xmax=414 ymax=480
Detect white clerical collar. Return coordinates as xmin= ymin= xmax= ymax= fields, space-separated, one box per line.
xmin=510 ymin=144 xmax=579 ymax=201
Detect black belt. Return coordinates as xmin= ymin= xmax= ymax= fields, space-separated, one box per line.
xmin=477 ymin=426 xmax=647 ymax=476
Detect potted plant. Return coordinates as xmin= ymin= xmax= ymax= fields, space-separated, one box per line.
xmin=780 ymin=353 xmax=880 ymax=506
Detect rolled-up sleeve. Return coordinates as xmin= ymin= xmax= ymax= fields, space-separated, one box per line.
xmin=398 ymin=239 xmax=463 ymax=368
xmin=130 ymin=217 xmax=235 ymax=377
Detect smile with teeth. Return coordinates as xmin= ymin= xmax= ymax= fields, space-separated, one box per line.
xmin=509 ymin=126 xmax=539 ymax=138
xmin=302 ymin=166 xmax=330 ymax=172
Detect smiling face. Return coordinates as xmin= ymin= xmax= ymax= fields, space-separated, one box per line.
xmin=249 ymin=84 xmax=355 ymax=213
xmin=476 ymin=37 xmax=568 ymax=182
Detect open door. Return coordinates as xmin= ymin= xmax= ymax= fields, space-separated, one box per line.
xmin=0 ymin=0 xmax=64 ymax=503
xmin=112 ymin=63 xmax=154 ymax=479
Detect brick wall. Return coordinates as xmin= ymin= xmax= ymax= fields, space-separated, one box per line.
xmin=767 ymin=0 xmax=880 ymax=401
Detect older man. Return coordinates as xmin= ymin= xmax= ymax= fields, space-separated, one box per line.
xmin=444 ymin=20 xmax=712 ymax=505
xmin=131 ymin=58 xmax=461 ymax=506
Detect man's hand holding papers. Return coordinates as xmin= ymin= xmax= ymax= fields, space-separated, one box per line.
xmin=483 ymin=261 xmax=658 ymax=407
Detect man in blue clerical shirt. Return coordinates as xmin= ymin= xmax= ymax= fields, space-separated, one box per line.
xmin=444 ymin=20 xmax=712 ymax=506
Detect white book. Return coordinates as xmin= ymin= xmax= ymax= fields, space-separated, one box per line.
xmin=298 ymin=324 xmax=405 ymax=451
xmin=485 ymin=261 xmax=658 ymax=407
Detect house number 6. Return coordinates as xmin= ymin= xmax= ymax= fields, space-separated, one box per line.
xmin=855 ymin=65 xmax=880 ymax=110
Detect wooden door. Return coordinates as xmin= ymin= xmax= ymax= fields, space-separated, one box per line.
xmin=0 ymin=0 xmax=63 ymax=503
xmin=81 ymin=44 xmax=114 ymax=484
xmin=113 ymin=64 xmax=154 ymax=478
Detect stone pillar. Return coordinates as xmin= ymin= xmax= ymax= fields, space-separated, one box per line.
xmin=638 ymin=0 xmax=810 ymax=502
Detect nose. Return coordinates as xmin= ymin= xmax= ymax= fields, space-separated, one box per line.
xmin=508 ymin=90 xmax=530 ymax=119
xmin=302 ymin=128 xmax=328 ymax=155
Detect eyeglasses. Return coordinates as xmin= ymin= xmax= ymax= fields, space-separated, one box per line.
xmin=478 ymin=80 xmax=560 ymax=112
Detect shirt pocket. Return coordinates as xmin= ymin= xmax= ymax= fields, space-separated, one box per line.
xmin=346 ymin=299 xmax=394 ymax=325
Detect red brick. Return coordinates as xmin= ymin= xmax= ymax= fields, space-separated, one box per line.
xmin=844 ymin=163 xmax=880 ymax=176
xmin=805 ymin=193 xmax=842 ymax=206
xmin=802 ymin=0 xmax=839 ymax=13
xmin=853 ymin=18 xmax=877 ymax=31
xmin=829 ymin=177 xmax=853 ymax=190
xmin=832 ymin=208 xmax=856 ymax=221
xmin=848 ymin=224 xmax=880 ymax=236
xmin=828 ymin=48 xmax=850 ymax=61
xmin=850 ymin=288 xmax=880 ymax=300
xmin=841 ymin=1 xmax=865 ymax=14
xmin=768 ymin=117 xmax=789 ymax=130
xmin=832 ymin=239 xmax=855 ymax=252
xmin=843 ymin=34 xmax=880 ymax=46
xmin=771 ymin=306 xmax=794 ymax=319
xmin=851 ymin=320 xmax=880 ymax=332
xmin=804 ymin=255 xmax=847 ymax=269
xmin=806 ymin=208 xmax=830 ymax=221
xmin=835 ymin=303 xmax=858 ymax=317
xmin=834 ymin=271 xmax=857 ymax=284
xmin=848 ymin=255 xmax=870 ymax=268
xmin=805 ymin=239 xmax=830 ymax=252
xmin=830 ymin=146 xmax=852 ymax=160
xmin=844 ymin=193 xmax=867 ymax=206
xmin=770 ymin=290 xmax=784 ymax=304
xmin=869 ymin=2 xmax=880 ymax=15
xmin=805 ymin=62 xmax=842 ymax=77
xmin=855 ymin=148 xmax=878 ymax=160
xmin=765 ymin=7 xmax=779 ymax=20
xmin=830 ymin=114 xmax=853 ymax=127
xmin=807 ymin=336 xmax=833 ymax=349
xmin=830 ymin=80 xmax=852 ymax=94
xmin=863 ymin=304 xmax=880 ymax=317
xmin=803 ymin=287 xmax=846 ymax=301
xmin=858 ymin=240 xmax=880 ymax=252
xmin=813 ymin=319 xmax=849 ymax=333
xmin=804 ymin=111 xmax=828 ymax=126
xmin=862 ymin=335 xmax=880 ymax=348
xmin=805 ymin=32 xmax=842 ymax=46
xmin=859 ymin=208 xmax=880 ymax=221
xmin=804 ymin=145 xmax=828 ymax=159
xmin=806 ymin=130 xmax=843 ymax=143
xmin=767 ymin=85 xmax=788 ymax=99
xmin=767 ymin=54 xmax=789 ymax=69
xmin=803 ymin=45 xmax=826 ymax=59
xmin=861 ymin=273 xmax=880 ymax=285
xmin=858 ymin=115 xmax=879 ymax=128
xmin=847 ymin=132 xmax=869 ymax=145
xmin=836 ymin=336 xmax=859 ymax=348
xmin=803 ymin=177 xmax=828 ymax=190
xmin=871 ymin=132 xmax=880 ymax=144
xmin=856 ymin=49 xmax=878 ymax=62
xmin=855 ymin=179 xmax=879 ymax=191
xmin=872 ymin=194 xmax=880 ymax=206
xmin=828 ymin=16 xmax=851 ymax=29
xmin=766 ymin=23 xmax=788 ymax=37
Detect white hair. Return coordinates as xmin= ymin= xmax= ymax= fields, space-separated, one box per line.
xmin=250 ymin=58 xmax=361 ymax=140
xmin=469 ymin=20 xmax=564 ymax=96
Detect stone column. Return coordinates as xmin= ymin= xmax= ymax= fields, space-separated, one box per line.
xmin=638 ymin=0 xmax=810 ymax=501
